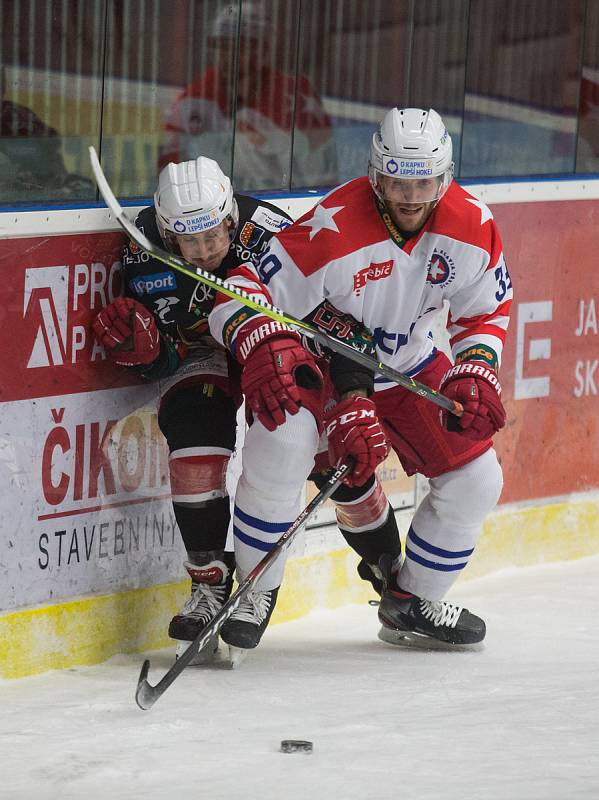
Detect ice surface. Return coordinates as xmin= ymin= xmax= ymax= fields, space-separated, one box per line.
xmin=2 ymin=556 xmax=598 ymax=800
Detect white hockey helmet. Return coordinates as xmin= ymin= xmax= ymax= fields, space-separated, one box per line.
xmin=154 ymin=156 xmax=239 ymax=251
xmin=369 ymin=107 xmax=454 ymax=204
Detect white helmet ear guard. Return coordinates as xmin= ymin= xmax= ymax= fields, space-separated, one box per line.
xmin=154 ymin=156 xmax=239 ymax=251
xmin=369 ymin=107 xmax=454 ymax=203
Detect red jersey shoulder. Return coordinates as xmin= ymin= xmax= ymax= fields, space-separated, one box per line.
xmin=430 ymin=182 xmax=501 ymax=258
xmin=276 ymin=177 xmax=387 ymax=276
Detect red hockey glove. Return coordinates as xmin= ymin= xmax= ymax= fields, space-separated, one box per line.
xmin=237 ymin=317 xmax=323 ymax=432
xmin=324 ymin=396 xmax=390 ymax=486
xmin=440 ymin=361 xmax=506 ymax=440
xmin=93 ymin=297 xmax=160 ymax=367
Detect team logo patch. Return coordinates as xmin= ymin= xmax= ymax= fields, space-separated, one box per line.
xmin=353 ymin=260 xmax=394 ymax=296
xmin=426 ymin=248 xmax=456 ymax=286
xmin=240 ymin=222 xmax=266 ymax=250
xmin=456 ymin=344 xmax=498 ymax=369
xmin=129 ymin=239 xmax=141 ymax=254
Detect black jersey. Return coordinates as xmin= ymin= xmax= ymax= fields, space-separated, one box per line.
xmin=121 ymin=193 xmax=292 ymax=344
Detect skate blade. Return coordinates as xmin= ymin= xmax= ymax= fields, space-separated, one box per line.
xmin=228 ymin=645 xmax=250 ymax=669
xmin=175 ymin=635 xmax=219 ymax=666
xmin=377 ymin=625 xmax=484 ymax=652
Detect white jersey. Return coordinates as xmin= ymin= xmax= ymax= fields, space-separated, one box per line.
xmin=209 ymin=177 xmax=512 ymax=386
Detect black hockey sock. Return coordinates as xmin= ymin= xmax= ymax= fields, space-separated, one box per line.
xmin=340 ymin=502 xmax=401 ymax=563
xmin=174 ymin=496 xmax=231 ymax=554
xmin=340 ymin=503 xmax=401 ymax=594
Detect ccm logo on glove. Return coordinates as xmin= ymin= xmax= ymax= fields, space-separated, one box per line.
xmin=440 ymin=360 xmax=506 ymax=441
xmin=324 ymin=396 xmax=390 ymax=486
xmin=325 ymin=405 xmax=376 ymax=436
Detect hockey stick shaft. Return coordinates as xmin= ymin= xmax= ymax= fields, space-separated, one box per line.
xmin=89 ymin=147 xmax=462 ymax=417
xmin=135 ymin=461 xmax=352 ymax=710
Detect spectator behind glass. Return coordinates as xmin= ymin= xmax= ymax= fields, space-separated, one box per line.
xmin=158 ymin=2 xmax=337 ymax=191
xmin=0 ymin=65 xmax=93 ymax=204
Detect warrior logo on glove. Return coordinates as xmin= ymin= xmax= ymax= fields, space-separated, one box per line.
xmin=439 ymin=361 xmax=506 ymax=441
xmin=235 ymin=316 xmax=323 ymax=432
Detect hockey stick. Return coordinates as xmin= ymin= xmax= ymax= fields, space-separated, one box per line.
xmin=89 ymin=147 xmax=462 ymax=417
xmin=135 ymin=461 xmax=352 ymax=710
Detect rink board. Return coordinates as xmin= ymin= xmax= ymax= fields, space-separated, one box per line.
xmin=1 ymin=495 xmax=598 ymax=679
xmin=1 ymin=180 xmax=599 ymax=678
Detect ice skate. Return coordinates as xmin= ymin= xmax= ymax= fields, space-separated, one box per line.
xmin=377 ymin=554 xmax=486 ymax=648
xmin=220 ymin=587 xmax=279 ymax=666
xmin=169 ymin=555 xmax=233 ymax=665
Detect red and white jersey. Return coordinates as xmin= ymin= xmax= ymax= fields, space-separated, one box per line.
xmin=210 ymin=177 xmax=512 ymax=387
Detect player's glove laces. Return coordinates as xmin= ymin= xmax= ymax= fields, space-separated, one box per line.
xmin=440 ymin=361 xmax=505 ymax=440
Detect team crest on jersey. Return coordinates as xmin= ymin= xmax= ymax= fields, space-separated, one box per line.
xmin=426 ymin=248 xmax=456 ymax=287
xmin=239 ymin=222 xmax=266 ymax=250
xmin=128 ymin=239 xmax=141 ymax=254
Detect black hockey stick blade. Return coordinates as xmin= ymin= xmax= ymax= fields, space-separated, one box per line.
xmin=88 ymin=146 xmax=462 ymax=418
xmin=134 ymin=462 xmax=351 ymax=710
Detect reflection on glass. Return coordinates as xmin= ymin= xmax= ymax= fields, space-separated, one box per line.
xmin=159 ymin=0 xmax=336 ymax=193
xmin=0 ymin=0 xmax=101 ymax=205
xmin=101 ymin=0 xmax=198 ymax=198
xmin=295 ymin=1 xmax=467 ymax=187
xmin=577 ymin=0 xmax=599 ymax=172
xmin=461 ymin=0 xmax=585 ymax=178
xmin=2 ymin=0 xmax=599 ymax=209
xmin=158 ymin=0 xmax=237 ymax=186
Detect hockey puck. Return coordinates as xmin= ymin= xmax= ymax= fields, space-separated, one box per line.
xmin=280 ymin=740 xmax=313 ymax=754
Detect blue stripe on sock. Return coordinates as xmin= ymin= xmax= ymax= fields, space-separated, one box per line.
xmin=233 ymin=525 xmax=275 ymax=553
xmin=405 ymin=546 xmax=468 ymax=572
xmin=408 ymin=526 xmax=474 ymax=559
xmin=234 ymin=505 xmax=291 ymax=534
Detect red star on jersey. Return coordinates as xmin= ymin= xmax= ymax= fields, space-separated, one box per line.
xmin=299 ymin=204 xmax=344 ymax=240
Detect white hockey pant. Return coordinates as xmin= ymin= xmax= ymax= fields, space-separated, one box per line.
xmin=232 ymin=408 xmax=319 ymax=591
xmin=397 ymin=448 xmax=503 ymax=601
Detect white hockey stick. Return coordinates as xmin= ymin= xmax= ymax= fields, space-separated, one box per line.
xmin=88 ymin=146 xmax=462 ymax=417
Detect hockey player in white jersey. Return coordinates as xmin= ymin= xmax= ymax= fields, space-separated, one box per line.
xmin=209 ymin=107 xmax=512 ymax=652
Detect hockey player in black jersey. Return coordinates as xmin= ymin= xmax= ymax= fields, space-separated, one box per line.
xmin=92 ymin=156 xmax=292 ymax=663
